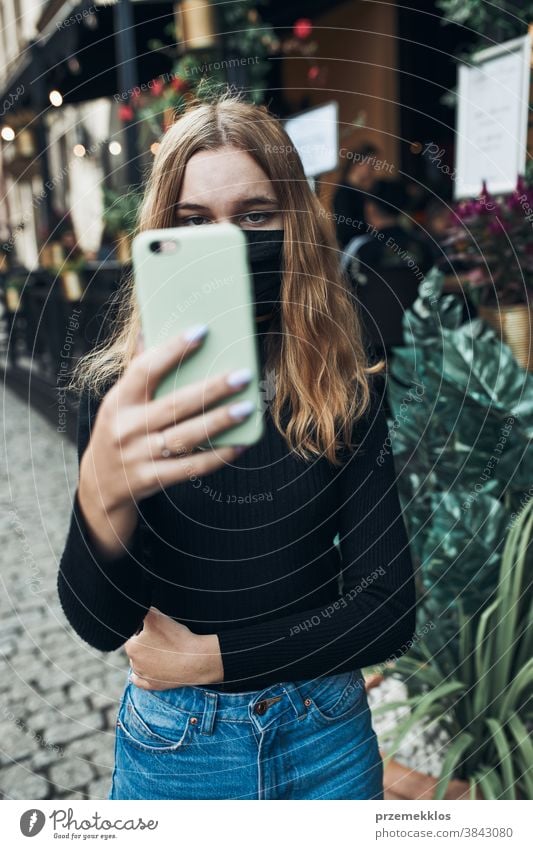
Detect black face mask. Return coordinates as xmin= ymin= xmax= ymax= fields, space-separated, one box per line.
xmin=244 ymin=229 xmax=284 ymax=318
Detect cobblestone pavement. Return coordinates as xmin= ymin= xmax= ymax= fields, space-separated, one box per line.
xmin=0 ymin=385 xmax=126 ymax=800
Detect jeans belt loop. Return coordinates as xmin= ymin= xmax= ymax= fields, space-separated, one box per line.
xmin=200 ymin=690 xmax=218 ymax=736
xmin=282 ymin=681 xmax=308 ymax=720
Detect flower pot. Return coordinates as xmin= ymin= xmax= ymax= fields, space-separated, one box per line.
xmin=39 ymin=244 xmax=53 ymax=268
xmin=50 ymin=242 xmax=65 ymax=267
xmin=478 ymin=304 xmax=533 ymax=372
xmin=15 ymin=129 xmax=35 ymax=158
xmin=382 ymin=755 xmax=483 ymax=800
xmin=5 ymin=286 xmax=21 ymax=312
xmin=61 ymin=271 xmax=83 ymax=302
xmin=368 ymin=676 xmax=484 ymax=801
xmin=364 ymin=672 xmax=384 ymax=692
xmin=175 ymin=0 xmax=218 ymax=50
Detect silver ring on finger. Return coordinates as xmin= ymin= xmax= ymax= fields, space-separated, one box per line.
xmin=158 ymin=430 xmax=172 ymax=459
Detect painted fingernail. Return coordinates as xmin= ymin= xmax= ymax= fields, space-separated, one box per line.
xmin=234 ymin=445 xmax=248 ymax=455
xmin=184 ymin=323 xmax=208 ymax=343
xmin=228 ymin=399 xmax=255 ymax=420
xmin=227 ymin=367 xmax=253 ymax=388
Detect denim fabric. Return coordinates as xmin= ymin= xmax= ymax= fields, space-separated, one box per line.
xmin=108 ymin=668 xmax=383 ymax=800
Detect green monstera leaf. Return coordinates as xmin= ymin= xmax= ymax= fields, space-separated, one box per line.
xmin=420 ymin=490 xmax=508 ymax=616
xmin=387 ymin=267 xmax=533 ymax=648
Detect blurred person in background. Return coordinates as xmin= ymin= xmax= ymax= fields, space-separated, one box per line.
xmin=341 ymin=179 xmax=434 ymax=285
xmin=333 ymin=142 xmax=383 ymax=249
xmin=423 ymin=197 xmax=452 ymax=264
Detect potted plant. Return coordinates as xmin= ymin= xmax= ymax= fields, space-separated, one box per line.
xmin=374 ymin=496 xmax=533 ymax=800
xmin=437 ymin=0 xmax=533 ymax=58
xmin=371 ymin=267 xmax=533 ymax=799
xmin=102 ymin=187 xmax=142 ymax=264
xmin=57 ymin=257 xmax=86 ymax=302
xmin=3 ymin=272 xmax=26 ymax=312
xmin=444 ymin=179 xmax=533 ymax=371
xmin=131 ymin=1 xmax=281 ymax=140
xmin=387 ymin=268 xmax=533 ymax=647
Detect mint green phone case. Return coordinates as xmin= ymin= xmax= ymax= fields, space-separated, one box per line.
xmin=132 ymin=223 xmax=264 ymax=447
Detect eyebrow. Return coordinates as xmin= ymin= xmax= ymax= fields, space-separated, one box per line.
xmin=175 ymin=195 xmax=279 ymax=211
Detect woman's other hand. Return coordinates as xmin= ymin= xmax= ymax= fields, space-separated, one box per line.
xmin=125 ymin=608 xmax=224 ymax=689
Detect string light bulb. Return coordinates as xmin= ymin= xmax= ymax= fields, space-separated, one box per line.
xmin=49 ymin=90 xmax=63 ymax=107
xmin=108 ymin=141 xmax=122 ymax=156
xmin=1 ymin=126 xmax=15 ymax=141
xmin=73 ymin=144 xmax=86 ymax=157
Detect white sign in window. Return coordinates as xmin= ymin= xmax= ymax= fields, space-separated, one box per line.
xmin=284 ymin=101 xmax=339 ymax=179
xmin=455 ymin=34 xmax=531 ymax=198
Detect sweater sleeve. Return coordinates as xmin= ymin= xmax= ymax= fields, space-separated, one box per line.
xmin=216 ymin=385 xmax=417 ymax=690
xmin=57 ymin=387 xmax=152 ymax=651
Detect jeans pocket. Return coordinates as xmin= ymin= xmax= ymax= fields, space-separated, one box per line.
xmin=117 ymin=684 xmax=193 ymax=753
xmin=305 ymin=670 xmax=367 ymax=725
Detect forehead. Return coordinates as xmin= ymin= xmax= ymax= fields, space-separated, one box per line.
xmin=178 ymin=147 xmax=275 ymax=204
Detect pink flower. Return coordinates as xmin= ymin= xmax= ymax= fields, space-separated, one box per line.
xmin=118 ymin=104 xmax=134 ymax=121
xmin=151 ymin=79 xmax=165 ymax=97
xmin=294 ymin=18 xmax=313 ymax=39
xmin=466 ymin=268 xmax=486 ymax=287
xmin=170 ymin=77 xmax=188 ymax=93
xmin=476 ymin=180 xmax=499 ymax=215
xmin=457 ymin=200 xmax=477 ymax=218
xmin=507 ymin=191 xmax=522 ymax=211
xmin=488 ymin=218 xmax=503 ymax=235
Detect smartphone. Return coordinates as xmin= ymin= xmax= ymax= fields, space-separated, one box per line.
xmin=132 ymin=222 xmax=264 ymax=447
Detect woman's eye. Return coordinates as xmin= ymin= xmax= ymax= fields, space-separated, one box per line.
xmin=178 ymin=216 xmax=209 ymax=226
xmin=242 ymin=212 xmax=271 ymax=226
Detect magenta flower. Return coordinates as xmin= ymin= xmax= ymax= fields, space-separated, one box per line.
xmin=466 ymin=268 xmax=486 ymax=287
xmin=448 ymin=174 xmax=533 ymax=305
xmin=488 ymin=218 xmax=505 ymax=235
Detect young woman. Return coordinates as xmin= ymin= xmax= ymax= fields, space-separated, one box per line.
xmin=58 ymin=95 xmax=416 ymax=801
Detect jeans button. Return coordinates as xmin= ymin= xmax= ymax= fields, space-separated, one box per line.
xmin=253 ymin=700 xmax=268 ymax=715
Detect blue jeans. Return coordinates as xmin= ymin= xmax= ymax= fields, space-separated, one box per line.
xmin=108 ymin=668 xmax=383 ymax=800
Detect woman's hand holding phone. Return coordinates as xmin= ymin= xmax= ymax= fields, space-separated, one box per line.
xmin=77 ymin=325 xmax=253 ymax=560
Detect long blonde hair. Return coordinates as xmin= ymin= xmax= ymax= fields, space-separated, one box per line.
xmin=72 ymin=93 xmax=384 ymax=464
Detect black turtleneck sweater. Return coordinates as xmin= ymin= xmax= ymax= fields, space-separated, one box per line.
xmin=58 ymin=322 xmax=416 ymax=692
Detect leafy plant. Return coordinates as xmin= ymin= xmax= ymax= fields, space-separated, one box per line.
xmin=4 ymin=273 xmax=27 ymax=291
xmin=387 ymin=268 xmax=533 ymax=645
xmin=102 ymin=187 xmax=142 ymax=238
xmin=136 ymin=1 xmax=280 ymax=136
xmin=444 ymin=179 xmax=533 ymax=307
xmin=444 ymin=177 xmax=533 ymax=307
xmin=437 ymin=1 xmax=532 ymax=53
xmin=375 ymin=495 xmax=533 ymax=800
xmin=219 ymin=0 xmax=280 ymax=101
